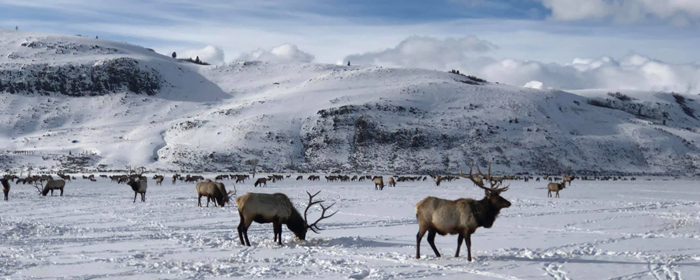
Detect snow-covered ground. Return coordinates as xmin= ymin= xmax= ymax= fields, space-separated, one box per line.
xmin=1 ymin=176 xmax=698 ymax=279
xmin=2 ymin=29 xmax=700 ymax=174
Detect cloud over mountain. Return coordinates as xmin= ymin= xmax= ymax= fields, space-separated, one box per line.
xmin=345 ymin=36 xmax=700 ymax=93
xmin=237 ymin=44 xmax=315 ymax=63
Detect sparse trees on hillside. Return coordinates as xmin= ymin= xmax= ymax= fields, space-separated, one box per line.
xmin=245 ymin=159 xmax=259 ymax=178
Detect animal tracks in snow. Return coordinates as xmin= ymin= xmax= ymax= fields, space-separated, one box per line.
xmin=0 ymin=179 xmax=699 ymax=279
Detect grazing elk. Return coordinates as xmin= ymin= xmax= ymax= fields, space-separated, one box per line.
xmin=127 ymin=177 xmax=148 ymax=202
xmin=40 ymin=177 xmax=66 ymax=196
xmin=416 ymin=162 xmax=511 ymax=261
xmin=388 ymin=177 xmax=396 ymax=187
xmin=254 ymin=178 xmax=267 ymax=187
xmin=196 ymin=180 xmax=236 ymax=207
xmin=1 ymin=178 xmax=10 ymax=201
xmin=373 ymin=176 xmax=384 ymax=190
xmin=296 ymin=175 xmax=303 ymax=181
xmin=236 ymin=191 xmax=336 ymax=246
xmin=547 ymin=182 xmax=565 ymax=198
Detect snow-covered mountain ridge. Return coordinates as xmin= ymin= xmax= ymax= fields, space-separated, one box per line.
xmin=1 ymin=30 xmax=699 ymax=175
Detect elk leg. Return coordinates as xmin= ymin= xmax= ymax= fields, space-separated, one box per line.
xmin=455 ymin=233 xmax=464 ymax=258
xmin=416 ymin=227 xmax=427 ymax=259
xmin=60 ymin=188 xmax=63 ymax=196
xmin=237 ymin=213 xmax=246 ymax=245
xmin=466 ymin=231 xmax=473 ymax=262
xmin=142 ymin=193 xmax=146 ymax=202
xmin=198 ymin=195 xmax=202 ymax=207
xmin=273 ymin=222 xmax=282 ymax=245
xmin=206 ymin=196 xmax=210 ymax=207
xmin=548 ymin=190 xmax=551 ymax=197
xmin=243 ymin=216 xmax=254 ymax=246
xmin=427 ymin=230 xmax=440 ymax=257
xmin=134 ymin=192 xmax=137 ymax=203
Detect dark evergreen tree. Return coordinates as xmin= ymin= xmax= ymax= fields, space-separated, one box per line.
xmin=172 ymin=52 xmax=177 ymax=59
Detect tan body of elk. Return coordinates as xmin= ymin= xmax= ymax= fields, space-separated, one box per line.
xmin=254 ymin=178 xmax=267 ymax=187
xmin=235 ymin=175 xmax=249 ymax=183
xmin=42 ymin=178 xmax=66 ymax=196
xmin=1 ymin=178 xmax=10 ymax=201
xmin=236 ymin=191 xmax=335 ymax=246
xmin=388 ymin=177 xmax=396 ymax=187
xmin=196 ymin=180 xmax=235 ymax=207
xmin=563 ymin=176 xmax=574 ymax=186
xmin=430 ymin=175 xmax=442 ymax=186
xmin=416 ymin=162 xmax=511 ymax=261
xmin=548 ymin=182 xmax=565 ymax=198
xmin=153 ymin=175 xmax=164 ymax=185
xmin=373 ymin=177 xmax=384 ymax=190
xmin=127 ymin=177 xmax=148 ymax=202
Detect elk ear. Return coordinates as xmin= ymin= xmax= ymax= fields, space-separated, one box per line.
xmin=484 ymin=190 xmax=490 ymax=196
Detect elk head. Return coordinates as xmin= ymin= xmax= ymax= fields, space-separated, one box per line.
xmin=294 ymin=191 xmax=337 ymax=240
xmin=457 ymin=161 xmax=511 ymax=209
xmin=223 ymin=184 xmax=237 ymax=205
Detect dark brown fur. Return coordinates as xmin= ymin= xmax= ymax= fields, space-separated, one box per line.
xmin=1 ymin=178 xmax=9 ymax=201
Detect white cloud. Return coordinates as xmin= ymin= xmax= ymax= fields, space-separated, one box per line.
xmin=346 ymin=36 xmax=700 ymax=93
xmin=344 ymin=36 xmax=497 ymax=69
xmin=181 ymin=45 xmax=225 ymax=65
xmin=237 ymin=44 xmax=315 ymax=63
xmin=480 ymin=54 xmax=700 ymax=93
xmin=540 ymin=0 xmax=700 ymax=24
xmin=524 ymin=81 xmax=544 ymax=89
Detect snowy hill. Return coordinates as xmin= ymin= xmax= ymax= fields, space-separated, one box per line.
xmin=1 ymin=30 xmax=699 ymax=175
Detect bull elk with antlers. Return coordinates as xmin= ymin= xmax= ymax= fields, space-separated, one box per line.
xmin=196 ymin=179 xmax=236 ymax=207
xmin=415 ymin=161 xmax=511 ymax=261
xmin=35 ymin=176 xmax=66 ymax=196
xmin=235 ymin=191 xmax=336 ymax=246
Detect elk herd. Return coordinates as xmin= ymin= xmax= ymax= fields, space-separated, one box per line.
xmin=3 ymin=162 xmax=639 ymax=263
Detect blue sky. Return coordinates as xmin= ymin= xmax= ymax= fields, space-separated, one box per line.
xmin=2 ymin=0 xmax=700 ymax=92
xmin=1 ymin=0 xmax=698 ymax=63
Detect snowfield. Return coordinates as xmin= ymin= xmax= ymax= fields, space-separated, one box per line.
xmin=1 ymin=177 xmax=698 ymax=279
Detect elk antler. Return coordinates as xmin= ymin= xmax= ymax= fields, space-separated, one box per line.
xmin=227 ymin=184 xmax=237 ymax=201
xmin=304 ymin=191 xmax=337 ymax=233
xmin=32 ymin=180 xmax=43 ymax=194
xmin=457 ymin=160 xmax=510 ymax=194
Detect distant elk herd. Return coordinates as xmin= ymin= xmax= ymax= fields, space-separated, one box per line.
xmin=0 ymin=163 xmax=639 ymax=261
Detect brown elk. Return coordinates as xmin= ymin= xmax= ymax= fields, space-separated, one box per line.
xmin=1 ymin=178 xmax=10 ymax=201
xmin=37 ymin=177 xmax=66 ymax=196
xmin=236 ymin=191 xmax=336 ymax=246
xmin=153 ymin=175 xmax=164 ymax=185
xmin=127 ymin=177 xmax=148 ymax=202
xmin=373 ymin=176 xmax=384 ymax=190
xmin=415 ymin=162 xmax=511 ymax=261
xmin=562 ymin=176 xmax=575 ymax=186
xmin=388 ymin=177 xmax=396 ymax=187
xmin=430 ymin=175 xmax=442 ymax=186
xmin=548 ymin=182 xmax=565 ymax=198
xmin=254 ymin=178 xmax=267 ymax=187
xmin=196 ymin=180 xmax=236 ymax=207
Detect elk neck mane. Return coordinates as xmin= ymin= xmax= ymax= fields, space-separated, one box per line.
xmin=469 ymin=197 xmax=502 ymax=229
